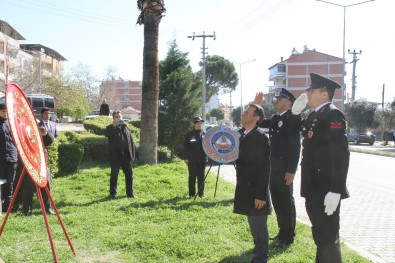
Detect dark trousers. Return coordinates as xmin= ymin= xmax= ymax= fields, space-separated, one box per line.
xmin=247 ymin=214 xmax=269 ymax=263
xmin=110 ymin=158 xmax=134 ymax=197
xmin=0 ymin=161 xmax=17 ymax=212
xmin=270 ymin=157 xmax=296 ymax=243
xmin=305 ymin=196 xmax=342 ymax=263
xmin=22 ymin=173 xmax=52 ymax=213
xmin=187 ymin=162 xmax=205 ymax=197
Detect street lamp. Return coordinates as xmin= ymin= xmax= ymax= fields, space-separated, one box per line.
xmin=316 ymin=0 xmax=374 ymax=112
xmin=233 ymin=59 xmax=256 ymax=121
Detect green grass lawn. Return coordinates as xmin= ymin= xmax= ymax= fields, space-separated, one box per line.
xmin=0 ymin=161 xmax=371 ymax=263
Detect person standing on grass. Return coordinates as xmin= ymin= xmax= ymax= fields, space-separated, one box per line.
xmin=233 ymin=104 xmax=271 ymax=263
xmin=182 ymin=116 xmax=207 ymax=198
xmin=291 ymin=73 xmax=350 ymax=263
xmin=105 ymin=110 xmax=136 ymax=198
xmin=0 ymin=103 xmax=18 ymax=213
xmin=22 ymin=107 xmax=57 ymax=215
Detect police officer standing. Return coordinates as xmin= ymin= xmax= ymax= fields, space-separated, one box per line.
xmin=291 ymin=73 xmax=350 ymax=263
xmin=255 ymin=88 xmax=301 ymax=248
xmin=183 ymin=117 xmax=207 ymax=198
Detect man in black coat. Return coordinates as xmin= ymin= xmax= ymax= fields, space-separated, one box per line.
xmin=0 ymin=103 xmax=18 ymax=213
xmin=291 ymin=73 xmax=350 ymax=263
xmin=105 ymin=110 xmax=136 ymax=198
xmin=234 ymin=104 xmax=271 ymax=263
xmin=99 ymin=99 xmax=110 ymax=116
xmin=255 ymin=88 xmax=301 ymax=247
xmin=183 ymin=116 xmax=207 ymax=197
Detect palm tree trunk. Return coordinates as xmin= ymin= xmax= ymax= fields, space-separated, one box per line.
xmin=138 ymin=5 xmax=164 ymax=164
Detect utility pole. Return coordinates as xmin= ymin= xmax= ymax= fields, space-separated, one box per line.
xmin=381 ymin=84 xmax=385 ymax=143
xmin=188 ymin=31 xmax=216 ymax=123
xmin=348 ymin=49 xmax=362 ymax=101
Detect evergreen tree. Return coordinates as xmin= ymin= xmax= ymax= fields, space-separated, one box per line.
xmin=158 ymin=40 xmax=201 ymax=157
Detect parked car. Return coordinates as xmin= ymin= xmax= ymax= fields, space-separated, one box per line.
xmin=347 ymin=130 xmax=375 ymax=145
xmin=83 ymin=110 xmax=100 ymax=120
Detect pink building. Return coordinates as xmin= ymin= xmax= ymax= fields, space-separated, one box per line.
xmin=268 ymin=48 xmax=344 ymax=110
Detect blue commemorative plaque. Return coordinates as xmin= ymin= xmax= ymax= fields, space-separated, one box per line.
xmin=203 ymin=125 xmax=240 ymax=164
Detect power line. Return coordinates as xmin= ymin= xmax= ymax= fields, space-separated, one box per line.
xmin=1 ymin=0 xmax=135 ymax=29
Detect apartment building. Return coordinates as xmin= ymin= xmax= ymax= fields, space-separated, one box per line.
xmin=268 ymin=47 xmax=344 ymax=110
xmin=20 ymin=44 xmax=67 ymax=78
xmin=0 ymin=20 xmax=26 ymax=86
xmin=1 ymin=20 xmax=66 ymax=92
xmin=100 ymin=79 xmax=142 ymax=112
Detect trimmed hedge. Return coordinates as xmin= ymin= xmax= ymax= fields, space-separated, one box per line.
xmin=57 ymin=143 xmax=84 ymax=174
xmin=83 ymin=117 xmax=140 ymax=145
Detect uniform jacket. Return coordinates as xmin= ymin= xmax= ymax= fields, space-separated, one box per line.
xmin=295 ymin=103 xmax=350 ymax=199
xmin=183 ymin=129 xmax=207 ymax=163
xmin=0 ymin=117 xmax=18 ymax=163
xmin=260 ymin=109 xmax=301 ymax=173
xmin=105 ymin=123 xmax=136 ymax=162
xmin=233 ymin=126 xmax=272 ymax=216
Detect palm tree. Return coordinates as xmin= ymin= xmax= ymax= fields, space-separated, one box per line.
xmin=136 ymin=0 xmax=166 ymax=164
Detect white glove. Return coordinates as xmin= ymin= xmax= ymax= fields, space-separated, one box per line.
xmin=291 ymin=93 xmax=308 ymax=115
xmin=324 ymin=192 xmax=341 ymax=216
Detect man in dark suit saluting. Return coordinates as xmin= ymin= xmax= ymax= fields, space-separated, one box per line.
xmin=291 ymin=73 xmax=350 ymax=263
xmin=234 ymin=104 xmax=271 ymax=263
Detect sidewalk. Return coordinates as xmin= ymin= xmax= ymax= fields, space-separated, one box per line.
xmin=210 ymin=147 xmax=393 ymax=263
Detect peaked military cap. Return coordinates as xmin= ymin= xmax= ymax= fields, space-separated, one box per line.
xmin=0 ymin=103 xmax=6 ymax=110
xmin=193 ymin=116 xmax=204 ymax=123
xmin=274 ymin=88 xmax=296 ymax=102
xmin=306 ymin=73 xmax=341 ymax=91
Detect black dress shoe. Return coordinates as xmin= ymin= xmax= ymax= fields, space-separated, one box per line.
xmin=127 ymin=194 xmax=136 ymax=198
xmin=109 ymin=195 xmax=117 ymax=199
xmin=274 ymin=240 xmax=293 ymax=248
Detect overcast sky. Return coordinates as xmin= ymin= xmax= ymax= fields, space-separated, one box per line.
xmin=2 ymin=0 xmax=393 ymax=106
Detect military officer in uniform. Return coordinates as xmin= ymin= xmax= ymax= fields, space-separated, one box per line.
xmin=183 ymin=116 xmax=207 ymax=198
xmin=255 ymin=88 xmax=301 ymax=247
xmin=291 ymin=73 xmax=350 ymax=263
xmin=234 ymin=104 xmax=271 ymax=263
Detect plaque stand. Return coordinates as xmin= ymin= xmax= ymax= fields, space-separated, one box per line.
xmin=193 ymin=162 xmax=236 ymax=200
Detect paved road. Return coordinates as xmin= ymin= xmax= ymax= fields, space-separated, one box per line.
xmin=211 ymin=150 xmax=395 ymax=263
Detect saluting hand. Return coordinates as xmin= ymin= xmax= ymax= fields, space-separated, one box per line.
xmin=254 ymin=92 xmax=265 ymax=105
xmin=292 ymin=93 xmax=308 ymax=115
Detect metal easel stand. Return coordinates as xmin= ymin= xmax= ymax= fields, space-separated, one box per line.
xmin=193 ymin=162 xmax=236 ymax=200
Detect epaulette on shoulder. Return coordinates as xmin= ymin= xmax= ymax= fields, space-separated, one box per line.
xmin=257 ymin=127 xmax=266 ymax=134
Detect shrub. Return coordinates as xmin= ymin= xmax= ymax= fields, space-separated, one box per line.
xmin=46 ymin=140 xmax=59 ymax=175
xmin=59 ymin=130 xmax=82 ymax=144
xmin=79 ymin=135 xmax=109 ymax=163
xmin=157 ymin=145 xmax=172 ymax=163
xmin=83 ymin=116 xmax=112 ymax=136
xmin=83 ymin=117 xmax=140 ymax=145
xmin=129 ymin=120 xmax=141 ymax=129
xmin=58 ymin=143 xmax=84 ymax=174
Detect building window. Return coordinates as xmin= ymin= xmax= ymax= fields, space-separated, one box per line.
xmin=278 ymin=65 xmax=286 ymax=73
